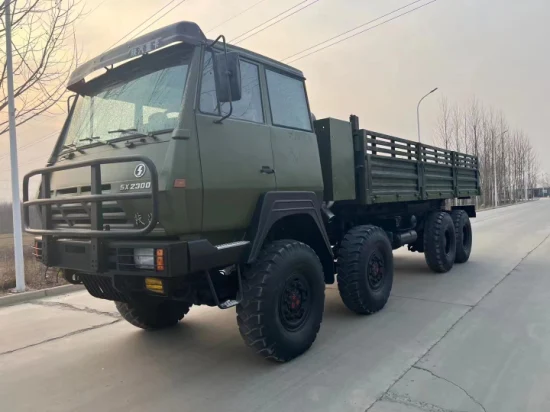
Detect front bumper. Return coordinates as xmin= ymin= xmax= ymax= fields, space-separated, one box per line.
xmin=34 ymin=236 xmax=249 ymax=302
xmin=34 ymin=237 xmax=249 ymax=277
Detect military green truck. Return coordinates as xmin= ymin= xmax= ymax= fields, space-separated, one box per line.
xmin=24 ymin=21 xmax=480 ymax=362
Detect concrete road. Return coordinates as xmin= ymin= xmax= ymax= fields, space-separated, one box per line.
xmin=2 ymin=200 xmax=550 ymax=412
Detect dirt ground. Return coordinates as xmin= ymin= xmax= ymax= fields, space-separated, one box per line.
xmin=0 ymin=233 xmax=66 ymax=294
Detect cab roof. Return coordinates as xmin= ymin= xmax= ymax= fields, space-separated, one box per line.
xmin=68 ymin=21 xmax=304 ymax=91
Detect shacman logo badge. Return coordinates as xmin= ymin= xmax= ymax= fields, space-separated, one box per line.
xmin=134 ymin=164 xmax=146 ymax=178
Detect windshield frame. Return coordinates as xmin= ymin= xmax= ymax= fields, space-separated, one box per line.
xmin=60 ymin=43 xmax=195 ymax=151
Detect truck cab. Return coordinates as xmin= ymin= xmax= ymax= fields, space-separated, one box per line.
xmin=36 ymin=21 xmax=322 ymax=243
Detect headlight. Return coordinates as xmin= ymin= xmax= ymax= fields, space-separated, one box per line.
xmin=134 ymin=248 xmax=155 ymax=270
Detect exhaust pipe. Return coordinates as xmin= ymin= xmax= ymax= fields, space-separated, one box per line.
xmin=394 ymin=230 xmax=417 ymax=248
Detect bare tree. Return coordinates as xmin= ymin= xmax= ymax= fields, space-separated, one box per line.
xmin=0 ymin=0 xmax=82 ymax=135
xmin=541 ymin=172 xmax=550 ymax=188
xmin=468 ymin=96 xmax=482 ymax=159
xmin=451 ymin=104 xmax=462 ymax=153
xmin=435 ymin=94 xmax=540 ymax=208
xmin=435 ymin=96 xmax=452 ymax=150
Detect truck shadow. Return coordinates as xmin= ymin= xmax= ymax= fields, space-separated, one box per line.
xmin=118 ymin=288 xmax=377 ymax=369
xmin=115 ymin=253 xmax=478 ymax=369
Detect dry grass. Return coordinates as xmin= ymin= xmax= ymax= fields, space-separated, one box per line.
xmin=0 ymin=234 xmax=67 ymax=294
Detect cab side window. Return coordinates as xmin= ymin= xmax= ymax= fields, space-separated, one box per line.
xmin=200 ymin=51 xmax=264 ymax=124
xmin=265 ymin=69 xmax=312 ymax=131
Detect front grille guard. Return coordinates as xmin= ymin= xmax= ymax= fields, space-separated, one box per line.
xmin=22 ymin=156 xmax=159 ymax=238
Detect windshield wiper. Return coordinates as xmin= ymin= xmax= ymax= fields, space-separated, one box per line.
xmin=57 ymin=136 xmax=117 ymax=159
xmin=60 ymin=143 xmax=85 ymax=154
xmin=78 ymin=136 xmax=118 ymax=148
xmin=109 ymin=128 xmax=157 ymax=141
xmin=79 ymin=136 xmax=101 ymax=143
xmin=108 ymin=128 xmax=138 ymax=135
xmin=108 ymin=128 xmax=173 ymax=145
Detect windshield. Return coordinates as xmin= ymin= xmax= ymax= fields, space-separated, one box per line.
xmin=65 ymin=44 xmax=193 ymax=146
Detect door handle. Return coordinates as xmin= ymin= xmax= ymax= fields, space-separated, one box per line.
xmin=260 ymin=166 xmax=275 ymax=174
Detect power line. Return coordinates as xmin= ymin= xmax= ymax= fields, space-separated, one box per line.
xmin=286 ymin=0 xmax=441 ymax=64
xmin=106 ymin=0 xmax=182 ymax=51
xmin=127 ymin=0 xmax=190 ymax=41
xmin=231 ymin=0 xmax=310 ymax=43
xmin=0 ymin=153 xmax=49 ymax=172
xmin=234 ymin=0 xmax=321 ymax=45
xmin=0 ymin=131 xmax=57 ymax=163
xmin=82 ymin=0 xmax=111 ymax=22
xmin=206 ymin=0 xmax=270 ymax=34
xmin=282 ymin=0 xmax=423 ymax=62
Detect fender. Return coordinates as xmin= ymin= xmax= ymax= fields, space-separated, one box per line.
xmin=451 ymin=204 xmax=476 ymax=218
xmin=246 ymin=191 xmax=333 ymax=265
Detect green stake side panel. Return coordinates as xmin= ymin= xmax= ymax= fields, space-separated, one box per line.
xmin=315 ymin=118 xmax=481 ymax=204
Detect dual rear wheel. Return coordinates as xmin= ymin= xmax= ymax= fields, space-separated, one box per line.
xmin=423 ymin=210 xmax=472 ymax=273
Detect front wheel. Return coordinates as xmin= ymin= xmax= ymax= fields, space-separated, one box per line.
xmin=237 ymin=240 xmax=325 ymax=363
xmin=116 ymin=299 xmax=192 ymax=330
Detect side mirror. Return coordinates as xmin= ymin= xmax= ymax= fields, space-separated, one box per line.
xmin=213 ymin=52 xmax=242 ymax=103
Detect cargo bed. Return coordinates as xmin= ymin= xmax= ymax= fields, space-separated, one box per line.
xmin=314 ymin=117 xmax=480 ymax=204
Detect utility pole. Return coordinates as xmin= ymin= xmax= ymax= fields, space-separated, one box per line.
xmin=417 ymin=87 xmax=438 ymax=142
xmin=492 ymin=131 xmax=497 ymax=207
xmin=523 ymin=166 xmax=529 ymax=201
xmin=4 ymin=0 xmax=25 ymax=292
xmin=493 ymin=130 xmax=508 ymax=207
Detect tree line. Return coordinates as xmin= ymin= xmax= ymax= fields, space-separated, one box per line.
xmin=434 ymin=96 xmax=539 ymax=208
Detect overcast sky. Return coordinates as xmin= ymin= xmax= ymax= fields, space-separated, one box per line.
xmin=0 ymin=0 xmax=548 ymax=199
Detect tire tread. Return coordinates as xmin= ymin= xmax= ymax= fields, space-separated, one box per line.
xmin=337 ymin=225 xmax=393 ymax=314
xmin=236 ymin=240 xmax=324 ymax=362
xmin=424 ymin=211 xmax=456 ymax=273
xmin=451 ymin=210 xmax=472 ymax=263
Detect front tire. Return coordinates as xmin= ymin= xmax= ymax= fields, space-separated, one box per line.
xmin=237 ymin=240 xmax=325 ymax=363
xmin=451 ymin=210 xmax=472 ymax=263
xmin=337 ymin=225 xmax=394 ymax=314
xmin=116 ymin=299 xmax=191 ymax=330
xmin=423 ymin=211 xmax=456 ymax=273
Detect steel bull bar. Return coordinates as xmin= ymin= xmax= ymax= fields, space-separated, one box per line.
xmin=22 ymin=156 xmax=159 ymax=272
xmin=23 ymin=155 xmax=159 ymax=237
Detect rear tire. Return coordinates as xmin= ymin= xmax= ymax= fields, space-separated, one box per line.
xmin=423 ymin=212 xmax=456 ymax=273
xmin=116 ymin=299 xmax=191 ymax=330
xmin=451 ymin=210 xmax=472 ymax=263
xmin=337 ymin=225 xmax=394 ymax=314
xmin=237 ymin=240 xmax=325 ymax=362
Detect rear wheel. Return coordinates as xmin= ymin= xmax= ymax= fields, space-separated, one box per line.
xmin=337 ymin=225 xmax=394 ymax=314
xmin=237 ymin=240 xmax=325 ymax=362
xmin=115 ymin=299 xmax=191 ymax=330
xmin=451 ymin=210 xmax=472 ymax=263
xmin=423 ymin=211 xmax=456 ymax=273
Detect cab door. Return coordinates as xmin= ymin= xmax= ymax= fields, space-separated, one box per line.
xmin=196 ymin=51 xmax=275 ymax=233
xmin=265 ymin=68 xmax=323 ymax=195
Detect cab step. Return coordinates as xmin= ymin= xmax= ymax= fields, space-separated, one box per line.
xmin=204 ymin=265 xmax=244 ymax=310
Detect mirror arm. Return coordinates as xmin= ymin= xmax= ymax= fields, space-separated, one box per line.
xmin=210 ymin=35 xmax=234 ymax=124
xmin=67 ymin=94 xmax=76 ymax=114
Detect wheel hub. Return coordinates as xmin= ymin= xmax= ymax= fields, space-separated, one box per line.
xmin=367 ymin=252 xmax=385 ymax=290
xmin=279 ymin=275 xmax=310 ymax=331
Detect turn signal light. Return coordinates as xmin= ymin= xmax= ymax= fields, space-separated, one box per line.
xmin=145 ymin=277 xmax=164 ymax=294
xmin=155 ymin=249 xmax=165 ymax=271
